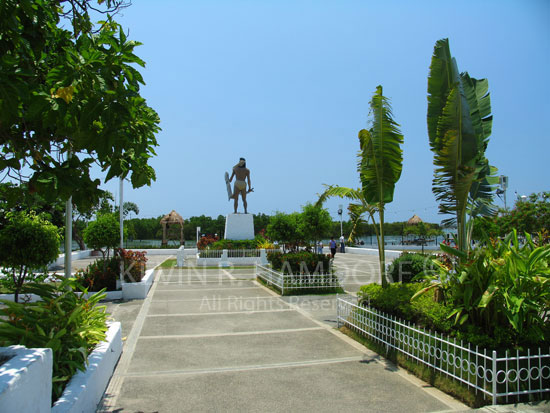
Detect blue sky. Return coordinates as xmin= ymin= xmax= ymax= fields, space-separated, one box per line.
xmin=101 ymin=0 xmax=550 ymax=224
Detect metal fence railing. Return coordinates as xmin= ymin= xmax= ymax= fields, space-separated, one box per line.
xmin=256 ymin=265 xmax=341 ymax=295
xmin=197 ymin=249 xmax=223 ymax=259
xmin=336 ymin=298 xmax=550 ymax=405
xmin=198 ymin=248 xmax=281 ymax=259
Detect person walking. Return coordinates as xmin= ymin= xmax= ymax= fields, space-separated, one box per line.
xmin=329 ymin=237 xmax=337 ymax=258
xmin=339 ymin=235 xmax=346 ymax=253
xmin=317 ymin=241 xmax=323 ymax=254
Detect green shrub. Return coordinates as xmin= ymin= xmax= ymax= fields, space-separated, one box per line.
xmin=119 ymin=249 xmax=147 ymax=282
xmin=75 ymin=249 xmax=148 ymax=290
xmin=83 ymin=214 xmax=121 ymax=261
xmin=387 ymin=252 xmax=434 ymax=283
xmin=414 ymin=230 xmax=550 ymax=347
xmin=0 ymin=278 xmax=108 ymax=402
xmin=209 ymin=239 xmax=257 ymax=250
xmin=0 ymin=211 xmax=60 ymax=302
xmin=358 ymin=283 xmax=453 ymax=333
xmin=75 ymin=257 xmax=119 ymax=291
xmin=267 ymin=251 xmax=332 ymax=274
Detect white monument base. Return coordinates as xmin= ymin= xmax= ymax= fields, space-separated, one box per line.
xmin=224 ymin=214 xmax=255 ymax=240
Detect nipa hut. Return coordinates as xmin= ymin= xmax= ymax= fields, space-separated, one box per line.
xmin=160 ymin=210 xmax=184 ymax=246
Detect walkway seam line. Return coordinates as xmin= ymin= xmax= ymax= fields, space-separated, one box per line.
xmin=138 ymin=326 xmax=324 ymax=339
xmin=117 ymin=356 xmax=365 ymax=378
xmin=146 ymin=309 xmax=294 ymax=317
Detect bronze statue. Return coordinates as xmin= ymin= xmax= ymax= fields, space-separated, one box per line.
xmin=225 ymin=157 xmax=253 ymax=213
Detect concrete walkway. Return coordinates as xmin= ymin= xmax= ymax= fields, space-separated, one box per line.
xmin=97 ymin=255 xmax=470 ymax=413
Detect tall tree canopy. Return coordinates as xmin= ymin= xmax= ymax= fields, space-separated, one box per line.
xmin=0 ymin=0 xmax=160 ymax=210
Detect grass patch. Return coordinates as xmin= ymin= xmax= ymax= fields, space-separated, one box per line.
xmin=339 ymin=325 xmax=486 ymax=408
xmin=256 ymin=276 xmax=344 ymax=296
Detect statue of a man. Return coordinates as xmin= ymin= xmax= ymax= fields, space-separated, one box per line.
xmin=228 ymin=157 xmax=252 ymax=214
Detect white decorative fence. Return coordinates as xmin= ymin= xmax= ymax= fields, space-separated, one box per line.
xmin=197 ymin=249 xmax=277 ymax=266
xmin=256 ymin=265 xmax=342 ymax=295
xmin=337 ymin=298 xmax=550 ymax=405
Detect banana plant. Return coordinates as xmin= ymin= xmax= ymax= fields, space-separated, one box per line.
xmin=316 ymin=185 xmax=378 ymax=244
xmin=427 ymin=38 xmax=497 ymax=257
xmin=317 ymin=85 xmax=403 ymax=286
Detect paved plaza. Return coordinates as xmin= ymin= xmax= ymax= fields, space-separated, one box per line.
xmin=89 ymin=253 xmax=472 ymax=413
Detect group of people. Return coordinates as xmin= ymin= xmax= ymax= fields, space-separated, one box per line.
xmin=318 ymin=235 xmax=346 ymax=258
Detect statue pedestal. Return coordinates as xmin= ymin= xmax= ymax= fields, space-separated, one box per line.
xmin=224 ymin=214 xmax=254 ymax=240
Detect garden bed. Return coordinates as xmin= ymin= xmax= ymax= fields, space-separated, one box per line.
xmin=337 ymin=298 xmax=550 ymax=406
xmin=256 ymin=264 xmax=343 ymax=295
xmin=52 ymin=321 xmax=122 ymax=413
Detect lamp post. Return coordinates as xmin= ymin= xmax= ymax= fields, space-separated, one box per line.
xmin=196 ymin=227 xmax=201 ymax=245
xmin=338 ymin=204 xmax=343 ymax=238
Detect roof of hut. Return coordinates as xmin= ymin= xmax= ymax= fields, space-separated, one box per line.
xmin=407 ymin=214 xmax=423 ymax=225
xmin=160 ymin=210 xmax=184 ymax=225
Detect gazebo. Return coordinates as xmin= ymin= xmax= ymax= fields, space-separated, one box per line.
xmin=160 ymin=210 xmax=184 ymax=246
xmin=407 ymin=214 xmax=423 ymax=225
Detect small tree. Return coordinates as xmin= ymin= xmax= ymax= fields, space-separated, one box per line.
xmin=298 ymin=203 xmax=332 ymax=248
xmin=83 ymin=214 xmax=121 ymax=262
xmin=0 ymin=211 xmax=60 ymax=302
xmin=266 ymin=212 xmax=303 ymax=252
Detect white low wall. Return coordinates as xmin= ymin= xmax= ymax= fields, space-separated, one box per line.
xmin=346 ymin=246 xmax=401 ymax=260
xmin=0 ymin=346 xmax=53 ymax=413
xmin=52 ymin=322 xmax=122 ymax=413
xmin=197 ymin=257 xmax=262 ymax=266
xmin=49 ymin=250 xmax=93 ymax=269
xmin=127 ymin=248 xmax=197 ymax=256
xmin=121 ymin=268 xmax=155 ymax=300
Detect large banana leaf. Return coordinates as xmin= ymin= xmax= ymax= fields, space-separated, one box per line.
xmin=359 ymin=85 xmax=403 ymax=205
xmin=427 ymin=38 xmax=496 ymax=254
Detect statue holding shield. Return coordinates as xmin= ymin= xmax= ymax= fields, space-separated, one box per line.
xmin=225 ymin=157 xmax=253 ymax=214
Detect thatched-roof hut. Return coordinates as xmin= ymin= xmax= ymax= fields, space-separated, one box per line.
xmin=407 ymin=214 xmax=423 ymax=225
xmin=160 ymin=210 xmax=184 ymax=246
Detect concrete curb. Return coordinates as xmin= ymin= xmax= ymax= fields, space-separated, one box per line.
xmin=52 ymin=322 xmax=122 ymax=413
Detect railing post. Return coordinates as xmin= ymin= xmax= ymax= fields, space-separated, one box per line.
xmin=492 ymin=350 xmax=497 ymax=405
xmin=336 ymin=296 xmax=341 ymax=328
xmin=220 ymin=249 xmax=229 ymax=268
xmin=260 ymin=248 xmax=268 ymax=266
xmin=176 ymin=245 xmax=185 ymax=267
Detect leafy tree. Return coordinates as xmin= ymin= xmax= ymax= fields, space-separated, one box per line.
xmin=298 ymin=203 xmax=332 ymax=247
xmin=0 ymin=211 xmax=60 ymax=302
xmin=0 ymin=0 xmax=160 ymax=211
xmin=473 ymin=192 xmax=550 ymax=242
xmin=83 ymin=214 xmax=121 ymax=263
xmin=427 ymin=38 xmax=497 ymax=257
xmin=266 ymin=212 xmax=303 ymax=251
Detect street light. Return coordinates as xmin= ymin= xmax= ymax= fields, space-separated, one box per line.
xmin=338 ymin=204 xmax=343 ymax=238
xmin=196 ymin=226 xmax=201 ymax=245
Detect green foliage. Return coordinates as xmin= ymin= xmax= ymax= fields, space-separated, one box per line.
xmin=414 ymin=230 xmax=550 ymax=347
xmin=266 ymin=212 xmax=303 ymax=250
xmin=358 ymin=283 xmax=454 ymax=333
xmin=83 ymin=214 xmax=121 ymax=259
xmin=267 ymin=251 xmax=332 ymax=275
xmin=358 ymin=86 xmax=404 ymax=286
xmin=474 ymin=192 xmax=550 ymax=241
xmin=427 ymin=38 xmax=497 ymax=255
xmin=388 ymin=253 xmax=434 ymax=283
xmin=298 ymin=203 xmax=333 ymax=244
xmin=0 ymin=278 xmax=108 ymax=402
xmin=0 ymin=0 xmax=160 ymax=211
xmin=0 ymin=211 xmax=60 ymax=302
xmin=75 ymin=248 xmax=147 ymax=288
xmin=75 ymin=257 xmax=119 ymax=292
xmin=208 ymin=239 xmax=258 ymax=250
